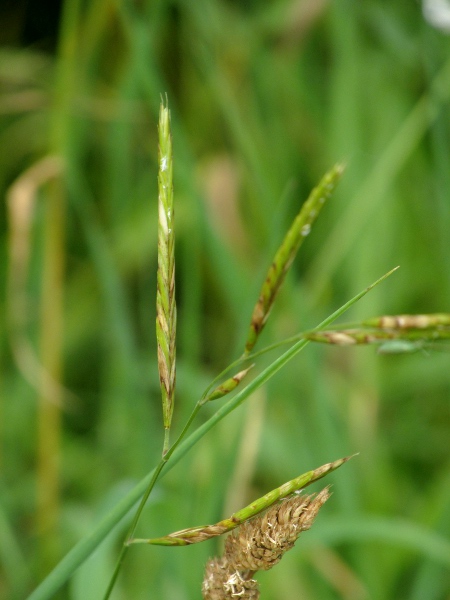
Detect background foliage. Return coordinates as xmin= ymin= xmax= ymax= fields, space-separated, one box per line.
xmin=1 ymin=1 xmax=450 ymax=599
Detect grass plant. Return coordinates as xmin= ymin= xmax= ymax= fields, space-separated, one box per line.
xmin=1 ymin=2 xmax=450 ymax=599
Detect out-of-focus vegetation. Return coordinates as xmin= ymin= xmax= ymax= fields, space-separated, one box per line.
xmin=1 ymin=1 xmax=450 ymax=599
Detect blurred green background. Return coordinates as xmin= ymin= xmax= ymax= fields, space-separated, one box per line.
xmin=1 ymin=0 xmax=450 ymax=598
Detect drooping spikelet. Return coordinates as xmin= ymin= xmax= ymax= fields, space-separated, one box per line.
xmin=224 ymin=487 xmax=330 ymax=572
xmin=202 ymin=557 xmax=259 ymax=600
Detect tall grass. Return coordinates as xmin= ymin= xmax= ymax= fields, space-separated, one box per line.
xmin=1 ymin=1 xmax=450 ymax=599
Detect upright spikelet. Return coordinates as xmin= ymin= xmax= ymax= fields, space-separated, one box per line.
xmin=156 ymin=100 xmax=176 ymax=454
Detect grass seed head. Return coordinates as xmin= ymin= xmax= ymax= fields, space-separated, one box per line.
xmin=224 ymin=487 xmax=330 ymax=572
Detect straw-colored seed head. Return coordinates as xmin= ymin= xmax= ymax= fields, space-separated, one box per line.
xmin=224 ymin=487 xmax=330 ymax=572
xmin=202 ymin=557 xmax=259 ymax=600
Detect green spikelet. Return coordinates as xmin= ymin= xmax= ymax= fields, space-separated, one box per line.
xmin=156 ymin=100 xmax=176 ymax=454
xmin=204 ymin=365 xmax=255 ymax=402
xmin=244 ymin=163 xmax=345 ymax=354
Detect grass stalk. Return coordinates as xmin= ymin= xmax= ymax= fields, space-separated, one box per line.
xmin=156 ymin=100 xmax=176 ymax=455
xmin=101 ymin=461 xmax=166 ymax=600
xmin=101 ymin=402 xmax=203 ymax=600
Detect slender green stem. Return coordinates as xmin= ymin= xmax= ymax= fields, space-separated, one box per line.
xmin=102 ymin=401 xmax=202 ymax=599
xmin=167 ymin=404 xmax=203 ymax=452
xmin=123 ymin=463 xmax=166 ymax=543
xmin=162 ymin=429 xmax=170 ymax=457
xmin=101 ymin=460 xmax=166 ymax=600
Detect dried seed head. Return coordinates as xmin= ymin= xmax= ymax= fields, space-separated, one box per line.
xmin=202 ymin=557 xmax=259 ymax=600
xmin=224 ymin=487 xmax=330 ymax=572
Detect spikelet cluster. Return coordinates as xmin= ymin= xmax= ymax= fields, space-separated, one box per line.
xmin=225 ymin=487 xmax=329 ymax=572
xmin=202 ymin=487 xmax=330 ymax=599
xmin=202 ymin=558 xmax=259 ymax=600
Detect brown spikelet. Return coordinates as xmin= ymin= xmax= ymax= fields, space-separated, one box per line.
xmin=202 ymin=557 xmax=259 ymax=600
xmin=224 ymin=487 xmax=330 ymax=572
